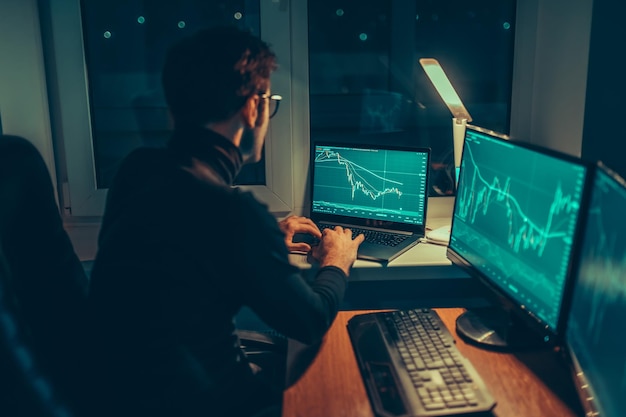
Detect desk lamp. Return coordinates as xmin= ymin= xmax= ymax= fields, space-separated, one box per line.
xmin=419 ymin=58 xmax=472 ymax=244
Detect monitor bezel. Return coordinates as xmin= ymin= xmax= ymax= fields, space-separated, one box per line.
xmin=309 ymin=140 xmax=431 ymax=234
xmin=446 ymin=124 xmax=595 ymax=348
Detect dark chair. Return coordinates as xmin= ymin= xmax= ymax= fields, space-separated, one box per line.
xmin=0 ymin=247 xmax=74 ymax=417
xmin=237 ymin=328 xmax=287 ymax=390
xmin=0 ymin=135 xmax=89 ymax=416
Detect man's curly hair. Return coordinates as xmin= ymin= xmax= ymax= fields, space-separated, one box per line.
xmin=162 ymin=26 xmax=278 ymax=127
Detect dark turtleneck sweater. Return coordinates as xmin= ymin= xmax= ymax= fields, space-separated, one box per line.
xmin=87 ymin=127 xmax=347 ymax=417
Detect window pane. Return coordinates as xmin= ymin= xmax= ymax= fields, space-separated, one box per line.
xmin=308 ymin=1 xmax=516 ymax=196
xmin=80 ymin=0 xmax=264 ymax=188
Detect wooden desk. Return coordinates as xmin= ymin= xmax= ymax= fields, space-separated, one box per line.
xmin=283 ymin=309 xmax=584 ymax=417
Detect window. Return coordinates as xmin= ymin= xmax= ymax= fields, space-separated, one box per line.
xmin=80 ymin=0 xmax=264 ymax=189
xmin=42 ymin=0 xmax=292 ymax=216
xmin=42 ymin=0 xmax=516 ymax=217
xmin=308 ymin=0 xmax=516 ymax=197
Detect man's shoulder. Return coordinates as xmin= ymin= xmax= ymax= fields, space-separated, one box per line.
xmin=230 ymin=187 xmax=270 ymax=210
xmin=184 ymin=184 xmax=273 ymax=227
xmin=105 ymin=147 xmax=172 ymax=205
xmin=121 ymin=147 xmax=170 ymax=171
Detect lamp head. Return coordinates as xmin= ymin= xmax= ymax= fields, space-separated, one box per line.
xmin=420 ymin=58 xmax=472 ymax=188
xmin=419 ymin=58 xmax=472 ymax=122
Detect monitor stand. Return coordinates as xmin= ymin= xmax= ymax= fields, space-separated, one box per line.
xmin=455 ymin=307 xmax=548 ymax=351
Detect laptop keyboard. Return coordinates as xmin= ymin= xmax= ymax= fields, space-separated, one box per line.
xmin=317 ymin=223 xmax=410 ymax=247
xmin=349 ymin=309 xmax=496 ymax=417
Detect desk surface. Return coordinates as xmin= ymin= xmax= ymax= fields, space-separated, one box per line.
xmin=283 ymin=309 xmax=583 ymax=417
xmin=289 ymin=239 xmax=488 ymax=311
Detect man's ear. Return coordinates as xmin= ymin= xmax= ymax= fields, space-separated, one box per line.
xmin=241 ymin=95 xmax=259 ymax=129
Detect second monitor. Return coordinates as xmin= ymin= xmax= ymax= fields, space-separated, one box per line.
xmin=563 ymin=162 xmax=626 ymax=417
xmin=447 ymin=125 xmax=592 ymax=349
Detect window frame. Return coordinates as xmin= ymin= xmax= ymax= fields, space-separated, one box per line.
xmin=48 ymin=0 xmax=295 ymax=217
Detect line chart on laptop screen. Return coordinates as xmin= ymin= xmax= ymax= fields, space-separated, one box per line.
xmin=312 ymin=145 xmax=428 ymax=224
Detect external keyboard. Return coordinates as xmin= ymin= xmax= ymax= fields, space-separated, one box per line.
xmin=347 ymin=308 xmax=496 ymax=417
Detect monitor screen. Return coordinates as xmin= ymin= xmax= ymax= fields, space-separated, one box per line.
xmin=447 ymin=125 xmax=591 ymax=349
xmin=565 ymin=163 xmax=626 ymax=417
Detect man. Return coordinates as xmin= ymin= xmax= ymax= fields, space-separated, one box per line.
xmin=86 ymin=26 xmax=363 ymax=417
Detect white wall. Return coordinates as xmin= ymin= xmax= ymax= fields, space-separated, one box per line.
xmin=0 ymin=0 xmax=56 ymax=190
xmin=510 ymin=0 xmax=594 ymax=156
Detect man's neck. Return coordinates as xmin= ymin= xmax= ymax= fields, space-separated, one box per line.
xmin=204 ymin=117 xmax=243 ymax=149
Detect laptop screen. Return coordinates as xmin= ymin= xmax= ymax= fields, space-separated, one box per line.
xmin=311 ymin=143 xmax=430 ymax=228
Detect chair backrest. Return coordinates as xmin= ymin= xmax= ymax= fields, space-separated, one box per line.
xmin=0 ymin=135 xmax=89 ymax=415
xmin=0 ymin=247 xmax=74 ymax=417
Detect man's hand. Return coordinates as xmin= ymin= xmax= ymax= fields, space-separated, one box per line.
xmin=278 ymin=215 xmax=322 ymax=253
xmin=311 ymin=226 xmax=365 ymax=276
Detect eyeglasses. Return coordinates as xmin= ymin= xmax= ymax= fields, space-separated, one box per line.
xmin=257 ymin=93 xmax=282 ymax=118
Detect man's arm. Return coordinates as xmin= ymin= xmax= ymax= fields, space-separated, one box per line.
xmin=238 ymin=194 xmax=361 ymax=345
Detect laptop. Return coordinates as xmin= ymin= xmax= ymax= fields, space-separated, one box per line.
xmin=306 ymin=141 xmax=430 ymax=263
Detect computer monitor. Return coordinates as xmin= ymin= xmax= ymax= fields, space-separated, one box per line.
xmin=564 ymin=162 xmax=626 ymax=417
xmin=447 ymin=125 xmax=592 ymax=349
